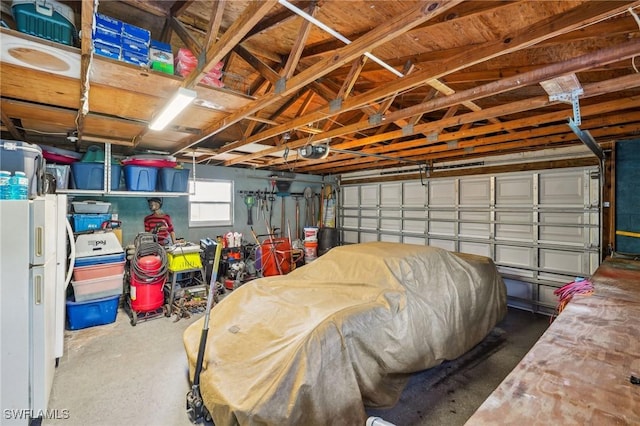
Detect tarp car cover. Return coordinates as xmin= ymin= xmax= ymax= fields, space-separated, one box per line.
xmin=183 ymin=242 xmax=507 ymax=425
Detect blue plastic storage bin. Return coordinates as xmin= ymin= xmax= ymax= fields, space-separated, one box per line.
xmin=124 ymin=165 xmax=157 ymax=191
xmin=157 ymin=168 xmax=189 ymax=192
xmin=72 ymin=213 xmax=112 ymax=232
xmin=74 ymin=252 xmax=126 ymax=268
xmin=71 ymin=163 xmax=121 ymax=190
xmin=66 ymin=294 xmax=120 ymax=330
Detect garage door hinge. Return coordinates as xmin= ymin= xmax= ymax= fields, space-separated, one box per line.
xmin=590 ymin=170 xmax=600 ymax=180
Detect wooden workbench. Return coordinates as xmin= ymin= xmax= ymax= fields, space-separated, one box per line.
xmin=466 ymin=256 xmax=640 ymax=425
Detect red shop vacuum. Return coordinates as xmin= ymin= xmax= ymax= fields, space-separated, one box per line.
xmin=124 ymin=233 xmax=168 ymax=326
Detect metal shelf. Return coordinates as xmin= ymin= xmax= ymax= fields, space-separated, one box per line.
xmin=56 ymin=189 xmax=189 ymax=197
xmin=56 ymin=143 xmax=193 ymax=198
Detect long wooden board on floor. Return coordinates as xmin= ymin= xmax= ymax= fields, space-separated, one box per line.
xmin=466 ymin=256 xmax=640 ymax=425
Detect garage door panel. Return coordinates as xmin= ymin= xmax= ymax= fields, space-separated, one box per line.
xmin=361 ymin=218 xmax=378 ymax=230
xmin=381 ymin=183 xmax=402 ymax=206
xmin=360 ymin=232 xmax=378 ymax=242
xmin=539 ymin=170 xmax=585 ymax=207
xmin=497 ymin=211 xmax=533 ymax=224
xmin=496 ymin=223 xmax=533 ymax=242
xmin=539 ymin=249 xmax=586 ymax=275
xmin=496 ymin=175 xmax=533 ymax=206
xmin=342 ymin=187 xmax=359 ymax=207
xmin=343 ymin=230 xmax=358 ymax=244
xmin=360 ymin=209 xmax=379 ymax=218
xmin=404 ymin=236 xmax=426 ymax=245
xmin=499 ymin=266 xmax=535 ymax=279
xmin=403 ymin=182 xmax=426 ymax=206
xmin=459 ymin=211 xmax=490 ymax=238
xmin=496 ymin=211 xmax=533 ymax=241
xmin=539 ymin=212 xmax=589 ymax=246
xmin=429 ymin=239 xmax=455 ymax=251
xmin=540 ymin=211 xmax=585 ymax=225
xmin=361 ymin=185 xmax=379 ymax=206
xmin=381 ymin=219 xmax=401 ymax=232
xmin=381 ymin=234 xmax=401 ymax=242
xmin=429 ymin=180 xmax=456 ymax=205
xmin=539 ymin=227 xmax=585 ymax=246
xmin=538 ymin=271 xmax=580 ymax=284
xmin=460 ymin=178 xmax=490 ymax=206
xmin=343 ymin=217 xmax=359 ymax=228
xmin=459 ymin=222 xmax=490 ymax=238
xmin=381 ymin=209 xmax=402 ymax=218
xmin=429 ymin=210 xmax=455 ymax=220
xmin=460 ymin=241 xmax=491 ymax=257
xmin=496 ymin=245 xmax=532 ymax=268
xmin=429 ymin=221 xmax=455 ymax=235
xmin=504 ymin=278 xmax=533 ymax=306
xmin=403 ymin=219 xmax=425 ymax=233
xmin=539 ymin=285 xmax=559 ymax=309
xmin=404 ymin=210 xmax=425 ymax=219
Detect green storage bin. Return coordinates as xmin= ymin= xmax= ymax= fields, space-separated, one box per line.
xmin=12 ymin=0 xmax=76 ymax=46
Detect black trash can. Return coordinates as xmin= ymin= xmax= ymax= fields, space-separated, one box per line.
xmin=317 ymin=227 xmax=338 ymax=256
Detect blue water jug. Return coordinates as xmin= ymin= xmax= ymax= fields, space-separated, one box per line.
xmin=0 ymin=171 xmax=11 ymax=200
xmin=9 ymin=171 xmax=29 ymax=200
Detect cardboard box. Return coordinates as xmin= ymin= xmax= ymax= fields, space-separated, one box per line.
xmin=149 ymin=40 xmax=174 ymax=75
xmin=122 ymin=22 xmax=150 ymax=45
xmin=94 ymin=12 xmax=123 ymax=34
xmin=121 ymin=49 xmax=148 ymax=67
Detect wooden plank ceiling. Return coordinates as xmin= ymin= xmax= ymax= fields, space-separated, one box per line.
xmin=1 ymin=0 xmax=639 ymax=176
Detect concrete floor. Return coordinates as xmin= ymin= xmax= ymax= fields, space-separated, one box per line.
xmin=45 ymin=306 xmax=549 ymax=426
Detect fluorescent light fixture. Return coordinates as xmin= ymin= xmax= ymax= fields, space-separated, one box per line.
xmin=148 ymin=87 xmax=197 ymax=131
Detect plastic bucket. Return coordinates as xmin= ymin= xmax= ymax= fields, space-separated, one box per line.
xmin=303 ymin=227 xmax=318 ymax=241
xmin=304 ymin=240 xmax=317 ymax=263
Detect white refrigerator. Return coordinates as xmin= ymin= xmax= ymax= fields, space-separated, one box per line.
xmin=0 ymin=195 xmax=72 ymax=425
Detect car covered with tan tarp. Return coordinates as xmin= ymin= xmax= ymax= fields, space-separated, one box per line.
xmin=183 ymin=242 xmax=507 ymax=425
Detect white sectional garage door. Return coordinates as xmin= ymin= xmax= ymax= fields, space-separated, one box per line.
xmin=340 ymin=167 xmax=600 ymax=314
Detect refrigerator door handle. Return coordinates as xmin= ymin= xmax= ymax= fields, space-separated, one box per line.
xmin=65 ymin=217 xmax=75 ymax=286
xmin=35 ymin=226 xmax=44 ymax=257
xmin=35 ymin=274 xmax=42 ymax=304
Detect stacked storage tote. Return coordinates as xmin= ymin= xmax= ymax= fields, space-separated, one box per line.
xmin=67 ymin=201 xmax=125 ymax=330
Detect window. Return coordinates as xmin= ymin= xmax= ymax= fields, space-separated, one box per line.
xmin=188 ymin=178 xmax=234 ymax=227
